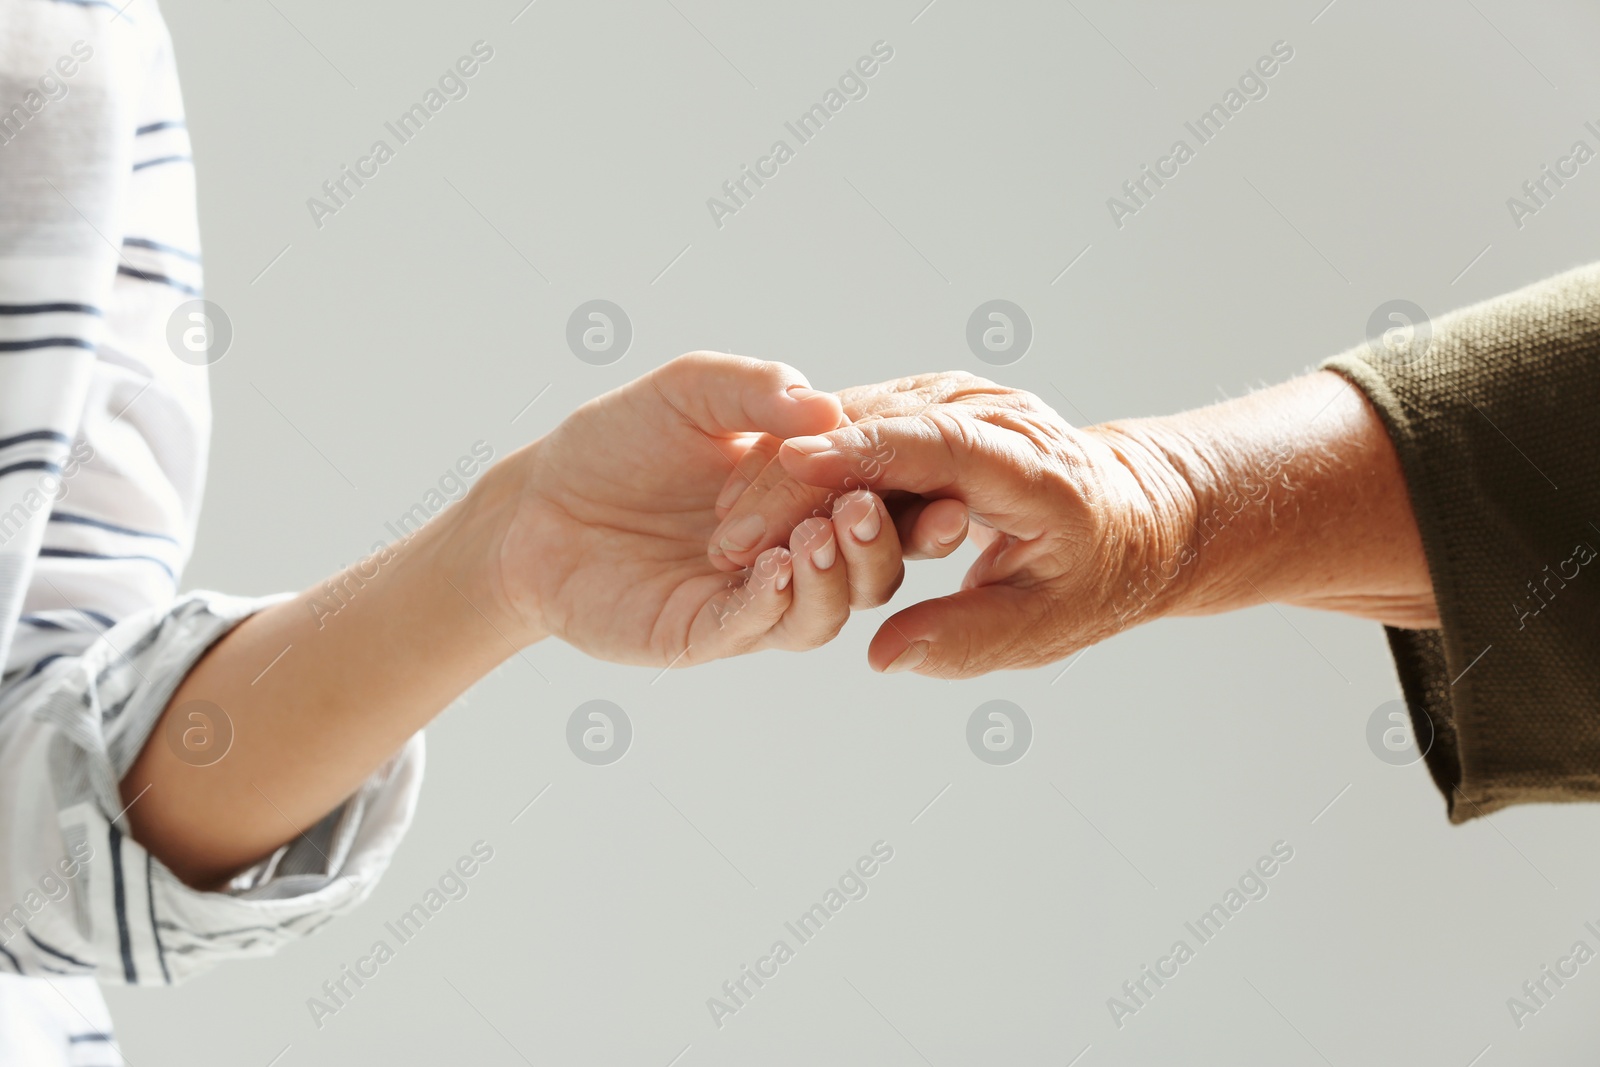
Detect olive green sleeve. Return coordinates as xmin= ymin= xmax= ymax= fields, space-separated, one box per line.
xmin=1322 ymin=262 xmax=1600 ymax=823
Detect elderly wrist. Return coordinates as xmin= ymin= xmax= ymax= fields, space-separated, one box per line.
xmin=1082 ymin=420 xmax=1211 ymax=625
xmin=1103 ymin=408 xmax=1311 ymax=621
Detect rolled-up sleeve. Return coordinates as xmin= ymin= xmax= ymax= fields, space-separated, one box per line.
xmin=0 ymin=592 xmax=424 ymax=984
xmin=1322 ymin=262 xmax=1600 ymax=823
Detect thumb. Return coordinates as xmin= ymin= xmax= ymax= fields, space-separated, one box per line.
xmin=776 ymin=410 xmax=1041 ymax=526
xmin=648 ymin=351 xmax=842 ymax=438
xmin=868 ymin=585 xmax=1046 ymax=678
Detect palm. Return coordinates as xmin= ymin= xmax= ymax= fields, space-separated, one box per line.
xmin=494 ymin=354 xmax=842 ymax=666
xmin=529 ymin=392 xmax=745 ymax=664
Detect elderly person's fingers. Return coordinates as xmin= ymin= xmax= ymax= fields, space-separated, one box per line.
xmin=771 ymin=392 xmax=1166 ymax=677
xmin=892 ymin=496 xmax=971 ymax=560
xmin=707 ymin=371 xmax=1034 ymax=569
xmin=867 ymin=585 xmax=1057 ymax=678
xmin=777 ymin=408 xmax=1067 ymax=538
xmin=834 ymin=371 xmax=1014 ymax=421
xmin=707 ymin=370 xmax=1019 ymax=547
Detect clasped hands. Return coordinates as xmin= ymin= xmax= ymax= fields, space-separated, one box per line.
xmin=129 ymin=344 xmax=1442 ymax=884
xmin=468 ymin=351 xmax=1187 ymax=679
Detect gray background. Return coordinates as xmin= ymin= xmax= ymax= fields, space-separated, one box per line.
xmin=103 ymin=0 xmax=1600 ymax=1063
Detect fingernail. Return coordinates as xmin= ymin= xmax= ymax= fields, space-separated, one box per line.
xmin=719 ymin=513 xmax=765 ymax=552
xmin=776 ymin=560 xmax=793 ymax=591
xmin=708 ymin=544 xmax=724 ymax=558
xmin=786 ymin=384 xmax=824 ymax=401
xmin=936 ymin=516 xmax=968 ymax=545
xmin=811 ymin=534 xmax=836 ymax=571
xmin=784 ymin=435 xmax=835 ymax=455
xmin=851 ymin=506 xmax=881 ymax=543
xmin=715 ymin=476 xmax=750 ymax=513
xmin=882 ymin=641 xmax=929 ymax=674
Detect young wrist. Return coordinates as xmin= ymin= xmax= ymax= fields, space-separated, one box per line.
xmin=441 ymin=442 xmax=550 ymax=649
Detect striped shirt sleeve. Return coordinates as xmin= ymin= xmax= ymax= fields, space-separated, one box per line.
xmin=0 ymin=1 xmax=424 ymax=991
xmin=1 ymin=591 xmax=424 ymax=985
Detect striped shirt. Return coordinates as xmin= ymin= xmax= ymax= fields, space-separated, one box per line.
xmin=0 ymin=3 xmax=423 ymax=1061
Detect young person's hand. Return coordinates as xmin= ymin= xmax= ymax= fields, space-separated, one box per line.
xmin=128 ymin=352 xmax=910 ymax=886
xmin=469 ymin=352 xmax=908 ymax=665
xmin=703 ymin=378 xmax=976 ymax=575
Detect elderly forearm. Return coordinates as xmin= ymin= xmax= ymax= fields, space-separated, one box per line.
xmin=119 ymin=466 xmax=537 ymax=888
xmin=1094 ymin=370 xmax=1438 ymax=629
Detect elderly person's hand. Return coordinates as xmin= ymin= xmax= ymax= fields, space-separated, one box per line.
xmin=708 ymin=370 xmax=1438 ymax=678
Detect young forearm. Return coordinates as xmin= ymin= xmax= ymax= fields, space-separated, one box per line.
xmin=1098 ymin=370 xmax=1439 ymax=629
xmin=120 ymin=465 xmax=536 ymax=888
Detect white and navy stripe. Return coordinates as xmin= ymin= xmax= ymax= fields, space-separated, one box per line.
xmin=0 ymin=3 xmax=423 ymax=1062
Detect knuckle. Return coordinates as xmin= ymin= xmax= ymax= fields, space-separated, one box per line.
xmin=1012 ymin=389 xmax=1046 ymax=412
xmin=949 ymin=370 xmax=993 ymax=390
xmin=786 ymin=610 xmax=846 ymax=652
xmin=673 ymin=349 xmax=718 ymax=370
xmin=830 ymin=486 xmax=873 ymax=519
xmin=811 ymin=615 xmax=848 ymax=648
xmin=789 ymin=516 xmax=831 ymax=554
xmin=948 ymin=632 xmax=979 ymax=678
xmin=938 ymin=370 xmax=1002 ymax=400
xmin=769 ymin=478 xmax=829 ymax=524
xmin=919 ymin=409 xmax=979 ymax=461
xmin=853 ymin=563 xmax=904 ymax=608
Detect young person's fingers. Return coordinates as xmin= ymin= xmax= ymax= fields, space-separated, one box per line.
xmin=891 ymin=496 xmax=970 ymax=560
xmin=707 ymin=460 xmax=840 ymax=572
xmin=830 ymin=490 xmax=905 ymax=608
xmin=687 ymin=545 xmax=793 ymax=662
xmin=714 ymin=433 xmax=781 ymax=521
xmin=867 ymin=583 xmax=1044 ymax=678
xmin=760 ymin=518 xmax=851 ymax=651
xmin=650 ymin=352 xmax=842 ymax=439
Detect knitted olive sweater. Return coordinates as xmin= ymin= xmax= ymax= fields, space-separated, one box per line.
xmin=1323 ymin=262 xmax=1600 ymax=823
